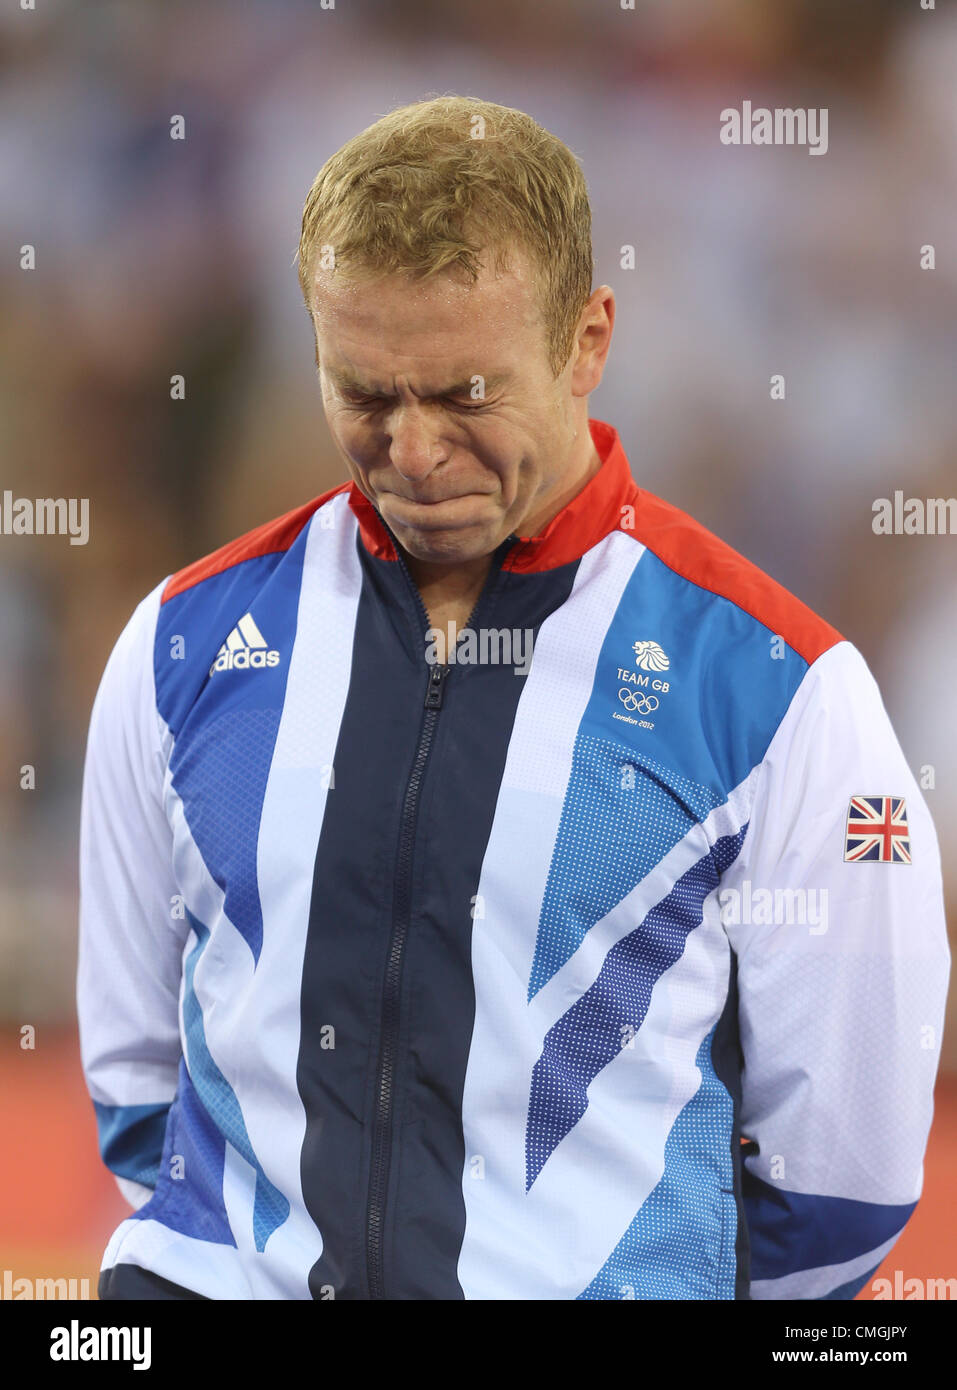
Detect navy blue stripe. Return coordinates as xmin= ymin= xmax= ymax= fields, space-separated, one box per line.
xmin=709 ymin=947 xmax=752 ymax=1299
xmin=744 ymin=1171 xmax=915 ymax=1279
xmin=298 ymin=533 xmax=579 ymax=1299
xmin=526 ymin=826 xmax=748 ymax=1189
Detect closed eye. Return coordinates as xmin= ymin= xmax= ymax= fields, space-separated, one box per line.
xmin=342 ymin=393 xmax=493 ymax=411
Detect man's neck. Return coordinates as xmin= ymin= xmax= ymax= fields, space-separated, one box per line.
xmin=405 ymin=553 xmax=495 ymax=636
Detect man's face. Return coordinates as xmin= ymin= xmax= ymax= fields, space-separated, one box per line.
xmin=309 ymin=248 xmax=589 ymax=568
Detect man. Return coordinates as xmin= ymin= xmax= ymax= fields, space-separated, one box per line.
xmin=78 ymin=95 xmax=949 ymax=1301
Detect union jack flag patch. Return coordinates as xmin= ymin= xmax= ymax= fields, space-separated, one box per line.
xmin=844 ymin=796 xmax=911 ymax=864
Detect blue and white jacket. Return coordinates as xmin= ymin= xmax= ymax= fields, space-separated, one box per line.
xmin=77 ymin=418 xmax=950 ymax=1300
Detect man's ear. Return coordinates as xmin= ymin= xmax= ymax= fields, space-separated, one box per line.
xmin=569 ymin=286 xmax=615 ymax=398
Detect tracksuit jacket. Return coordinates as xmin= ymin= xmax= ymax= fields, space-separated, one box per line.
xmin=77 ymin=417 xmax=950 ymax=1300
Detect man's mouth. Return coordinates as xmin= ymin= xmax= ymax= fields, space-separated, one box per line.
xmin=378 ymin=490 xmax=494 ymax=524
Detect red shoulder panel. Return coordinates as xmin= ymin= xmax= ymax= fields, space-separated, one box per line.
xmin=633 ymin=487 xmax=843 ymax=665
xmin=161 ymin=482 xmax=351 ymax=604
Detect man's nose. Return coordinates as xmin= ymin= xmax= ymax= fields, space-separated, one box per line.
xmin=386 ymin=405 xmax=446 ymax=481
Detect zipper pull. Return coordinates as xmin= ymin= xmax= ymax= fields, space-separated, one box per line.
xmin=424 ymin=663 xmax=448 ymax=710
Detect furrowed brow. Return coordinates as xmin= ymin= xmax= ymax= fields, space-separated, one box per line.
xmin=331 ymin=370 xmax=508 ymax=398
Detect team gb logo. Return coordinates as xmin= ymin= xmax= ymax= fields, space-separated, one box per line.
xmin=632 ymin=640 xmax=670 ymax=672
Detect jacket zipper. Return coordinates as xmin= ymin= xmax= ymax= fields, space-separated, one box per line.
xmin=364 ymin=531 xmax=516 ymax=1300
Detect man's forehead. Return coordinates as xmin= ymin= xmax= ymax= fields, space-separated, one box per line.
xmin=312 ymin=240 xmax=536 ymax=300
xmin=310 ymin=248 xmax=540 ymax=332
xmin=310 ymin=252 xmax=545 ymax=387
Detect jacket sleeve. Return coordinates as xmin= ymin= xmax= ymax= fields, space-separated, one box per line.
xmin=719 ymin=639 xmax=950 ymax=1299
xmin=77 ymin=578 xmax=189 ymax=1209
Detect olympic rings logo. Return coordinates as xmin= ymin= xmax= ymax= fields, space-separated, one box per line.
xmin=618 ymin=688 xmax=659 ymax=714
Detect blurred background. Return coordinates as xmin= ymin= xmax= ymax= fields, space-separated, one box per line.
xmin=1 ymin=0 xmax=954 ymax=1297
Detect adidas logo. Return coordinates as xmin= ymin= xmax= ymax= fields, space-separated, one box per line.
xmin=209 ymin=613 xmax=281 ymax=676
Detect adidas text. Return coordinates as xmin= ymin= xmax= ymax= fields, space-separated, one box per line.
xmin=210 ymin=648 xmax=280 ymax=675
xmin=210 ymin=612 xmax=281 ymax=676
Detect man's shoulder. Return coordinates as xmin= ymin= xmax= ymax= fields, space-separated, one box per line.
xmin=142 ymin=482 xmax=352 ymax=734
xmin=630 ymin=484 xmax=842 ymax=667
xmin=160 ymin=482 xmax=351 ymax=606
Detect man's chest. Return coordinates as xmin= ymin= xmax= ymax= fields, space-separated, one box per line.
xmin=162 ymin=579 xmax=728 ymax=997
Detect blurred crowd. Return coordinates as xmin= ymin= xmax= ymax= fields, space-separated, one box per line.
xmin=0 ymin=0 xmax=954 ymax=1055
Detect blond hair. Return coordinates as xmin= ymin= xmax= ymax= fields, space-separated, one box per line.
xmin=297 ymin=94 xmax=594 ymax=377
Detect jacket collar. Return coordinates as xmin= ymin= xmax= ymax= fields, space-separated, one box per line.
xmin=347 ymin=417 xmax=638 ymax=574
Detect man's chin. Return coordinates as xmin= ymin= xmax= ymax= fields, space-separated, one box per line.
xmin=390 ymin=521 xmax=503 ymax=568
